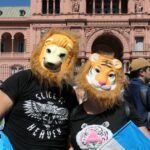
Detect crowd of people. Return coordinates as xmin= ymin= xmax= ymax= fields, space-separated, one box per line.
xmin=0 ymin=28 xmax=150 ymax=150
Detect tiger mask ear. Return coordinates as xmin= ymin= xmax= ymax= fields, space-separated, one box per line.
xmin=112 ymin=59 xmax=122 ymax=70
xmin=89 ymin=53 xmax=100 ymax=62
xmin=89 ymin=53 xmax=122 ymax=70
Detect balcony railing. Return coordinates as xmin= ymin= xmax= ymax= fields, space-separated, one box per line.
xmin=0 ymin=64 xmax=30 ymax=81
xmin=0 ymin=52 xmax=31 ymax=58
xmin=130 ymin=51 xmax=150 ymax=58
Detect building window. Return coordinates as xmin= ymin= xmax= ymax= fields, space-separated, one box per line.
xmin=86 ymin=0 xmax=93 ymax=14
xmin=134 ymin=37 xmax=144 ymax=51
xmin=48 ymin=0 xmax=53 ymax=14
xmin=42 ymin=0 xmax=47 ymax=14
xmin=55 ymin=0 xmax=60 ymax=14
xmin=42 ymin=0 xmax=60 ymax=14
xmin=19 ymin=10 xmax=26 ymax=16
xmin=121 ymin=0 xmax=128 ymax=13
xmin=95 ymin=0 xmax=102 ymax=14
xmin=104 ymin=0 xmax=110 ymax=14
xmin=1 ymin=43 xmax=4 ymax=52
xmin=17 ymin=40 xmax=24 ymax=52
xmin=113 ymin=0 xmax=119 ymax=14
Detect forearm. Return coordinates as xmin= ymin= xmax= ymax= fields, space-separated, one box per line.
xmin=0 ymin=90 xmax=13 ymax=119
xmin=139 ymin=126 xmax=150 ymax=139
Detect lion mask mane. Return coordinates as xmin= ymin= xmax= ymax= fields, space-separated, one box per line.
xmin=31 ymin=29 xmax=78 ymax=87
xmin=75 ymin=53 xmax=124 ymax=109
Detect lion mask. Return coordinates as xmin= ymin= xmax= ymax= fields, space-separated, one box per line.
xmin=75 ymin=53 xmax=124 ymax=109
xmin=31 ymin=29 xmax=78 ymax=87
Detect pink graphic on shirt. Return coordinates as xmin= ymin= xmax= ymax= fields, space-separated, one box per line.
xmin=76 ymin=124 xmax=113 ymax=149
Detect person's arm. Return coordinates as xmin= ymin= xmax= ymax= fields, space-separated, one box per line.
xmin=68 ymin=146 xmax=74 ymax=150
xmin=0 ymin=90 xmax=13 ymax=119
xmin=67 ymin=135 xmax=74 ymax=150
xmin=126 ymin=101 xmax=150 ymax=139
xmin=139 ymin=126 xmax=150 ymax=139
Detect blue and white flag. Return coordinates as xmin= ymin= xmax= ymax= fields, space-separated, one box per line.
xmin=0 ymin=131 xmax=14 ymax=150
xmin=100 ymin=121 xmax=150 ymax=150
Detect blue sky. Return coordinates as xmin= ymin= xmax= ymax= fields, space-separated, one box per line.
xmin=0 ymin=0 xmax=30 ymax=7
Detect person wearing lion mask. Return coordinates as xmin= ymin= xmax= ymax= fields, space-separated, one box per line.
xmin=69 ymin=53 xmax=150 ymax=150
xmin=0 ymin=29 xmax=79 ymax=150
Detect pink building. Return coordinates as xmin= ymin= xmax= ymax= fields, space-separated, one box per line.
xmin=0 ymin=0 xmax=150 ymax=81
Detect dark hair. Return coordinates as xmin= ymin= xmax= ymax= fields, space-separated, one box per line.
xmin=129 ymin=66 xmax=150 ymax=79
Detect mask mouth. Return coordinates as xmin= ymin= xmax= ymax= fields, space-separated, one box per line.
xmin=96 ymin=85 xmax=111 ymax=91
xmin=44 ymin=61 xmax=62 ymax=72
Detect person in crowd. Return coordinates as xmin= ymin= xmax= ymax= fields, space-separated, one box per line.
xmin=69 ymin=53 xmax=150 ymax=150
xmin=124 ymin=58 xmax=150 ymax=130
xmin=0 ymin=29 xmax=79 ymax=150
xmin=0 ymin=80 xmax=3 ymax=87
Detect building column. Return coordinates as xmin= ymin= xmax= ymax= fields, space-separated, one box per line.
xmin=81 ymin=58 xmax=86 ymax=65
xmin=93 ymin=0 xmax=95 ymax=14
xmin=47 ymin=0 xmax=49 ymax=14
xmin=24 ymin=39 xmax=26 ymax=52
xmin=53 ymin=0 xmax=55 ymax=14
xmin=102 ymin=0 xmax=104 ymax=14
xmin=0 ymin=39 xmax=1 ymax=53
xmin=60 ymin=0 xmax=63 ymax=14
xmin=123 ymin=61 xmax=127 ymax=73
xmin=110 ymin=0 xmax=113 ymax=14
xmin=119 ymin=0 xmax=121 ymax=14
xmin=11 ymin=38 xmax=14 ymax=52
xmin=82 ymin=0 xmax=86 ymax=14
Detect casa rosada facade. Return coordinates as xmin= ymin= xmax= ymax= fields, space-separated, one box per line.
xmin=0 ymin=0 xmax=150 ymax=81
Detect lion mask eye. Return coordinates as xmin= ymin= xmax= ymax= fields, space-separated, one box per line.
xmin=46 ymin=48 xmax=51 ymax=53
xmin=59 ymin=53 xmax=66 ymax=58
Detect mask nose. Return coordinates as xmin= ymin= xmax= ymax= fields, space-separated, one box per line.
xmin=44 ymin=62 xmax=62 ymax=71
xmin=98 ymin=81 xmax=106 ymax=86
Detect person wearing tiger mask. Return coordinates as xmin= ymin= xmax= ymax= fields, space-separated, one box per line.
xmin=69 ymin=53 xmax=150 ymax=150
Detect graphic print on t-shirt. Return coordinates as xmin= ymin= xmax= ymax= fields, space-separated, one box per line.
xmin=23 ymin=90 xmax=68 ymax=140
xmin=76 ymin=123 xmax=113 ymax=150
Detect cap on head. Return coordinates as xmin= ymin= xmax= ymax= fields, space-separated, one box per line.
xmin=129 ymin=58 xmax=150 ymax=72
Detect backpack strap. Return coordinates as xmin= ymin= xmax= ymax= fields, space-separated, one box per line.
xmin=124 ymin=102 xmax=130 ymax=118
xmin=140 ymin=85 xmax=148 ymax=109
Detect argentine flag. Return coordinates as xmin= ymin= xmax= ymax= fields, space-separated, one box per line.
xmin=99 ymin=121 xmax=150 ymax=150
xmin=0 ymin=131 xmax=14 ymax=150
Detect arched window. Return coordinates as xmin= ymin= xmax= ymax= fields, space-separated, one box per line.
xmin=14 ymin=33 xmax=25 ymax=52
xmin=1 ymin=33 xmax=12 ymax=52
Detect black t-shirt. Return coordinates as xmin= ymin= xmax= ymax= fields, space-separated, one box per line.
xmin=0 ymin=69 xmax=78 ymax=150
xmin=70 ymin=102 xmax=145 ymax=150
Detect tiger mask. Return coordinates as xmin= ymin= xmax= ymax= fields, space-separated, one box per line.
xmin=75 ymin=53 xmax=124 ymax=109
xmin=31 ymin=29 xmax=78 ymax=87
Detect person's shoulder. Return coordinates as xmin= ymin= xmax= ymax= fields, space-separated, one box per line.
xmin=112 ymin=101 xmax=130 ymax=115
xmin=10 ymin=69 xmax=32 ymax=77
xmin=8 ymin=69 xmax=37 ymax=86
xmin=70 ymin=104 xmax=84 ymax=121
